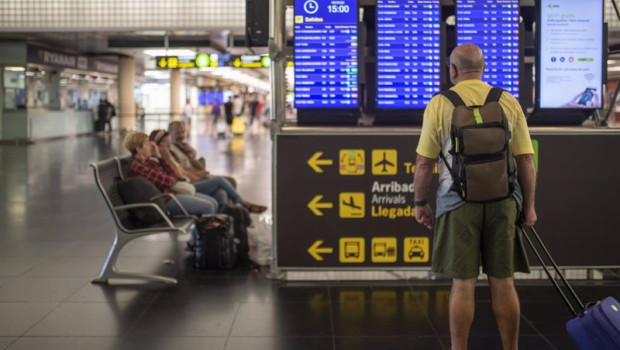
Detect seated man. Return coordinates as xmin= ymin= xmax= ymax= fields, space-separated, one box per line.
xmin=168 ymin=120 xmax=237 ymax=188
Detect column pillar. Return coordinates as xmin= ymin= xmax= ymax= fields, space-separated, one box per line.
xmin=118 ymin=56 xmax=135 ymax=130
xmin=77 ymin=80 xmax=89 ymax=109
xmin=170 ymin=69 xmax=181 ymax=120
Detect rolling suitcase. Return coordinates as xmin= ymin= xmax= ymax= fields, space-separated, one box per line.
xmin=231 ymin=116 xmax=245 ymax=136
xmin=215 ymin=119 xmax=227 ymax=139
xmin=522 ymin=226 xmax=620 ymax=350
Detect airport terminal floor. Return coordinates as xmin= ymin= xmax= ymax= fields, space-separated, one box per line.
xmin=0 ymin=121 xmax=619 ymax=350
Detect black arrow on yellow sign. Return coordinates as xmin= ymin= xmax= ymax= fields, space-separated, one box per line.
xmin=308 ymin=240 xmax=333 ymax=261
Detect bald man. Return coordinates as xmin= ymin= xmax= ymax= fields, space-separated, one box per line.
xmin=413 ymin=44 xmax=537 ymax=350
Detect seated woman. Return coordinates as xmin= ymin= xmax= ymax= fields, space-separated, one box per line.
xmin=149 ymin=129 xmax=267 ymax=214
xmin=123 ymin=131 xmax=218 ymax=216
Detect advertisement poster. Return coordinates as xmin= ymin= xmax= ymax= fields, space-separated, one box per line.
xmin=539 ymin=0 xmax=603 ymax=109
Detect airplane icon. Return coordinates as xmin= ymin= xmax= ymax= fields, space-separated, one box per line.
xmin=374 ymin=152 xmax=395 ymax=173
xmin=342 ymin=196 xmax=362 ymax=210
xmin=339 ymin=192 xmax=365 ymax=218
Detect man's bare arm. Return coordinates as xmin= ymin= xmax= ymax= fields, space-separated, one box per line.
xmin=515 ymin=154 xmax=537 ymax=227
xmin=413 ymin=154 xmax=437 ymax=228
xmin=413 ymin=154 xmax=436 ymax=202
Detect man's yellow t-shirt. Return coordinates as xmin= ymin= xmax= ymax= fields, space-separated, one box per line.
xmin=417 ymin=79 xmax=534 ymax=159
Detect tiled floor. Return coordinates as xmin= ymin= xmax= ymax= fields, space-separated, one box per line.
xmin=0 ymin=123 xmax=618 ymax=349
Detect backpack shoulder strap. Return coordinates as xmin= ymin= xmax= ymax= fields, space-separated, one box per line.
xmin=484 ymin=87 xmax=504 ymax=104
xmin=440 ymin=90 xmax=466 ymax=107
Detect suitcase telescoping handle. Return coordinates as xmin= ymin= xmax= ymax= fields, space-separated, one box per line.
xmin=520 ymin=225 xmax=585 ymax=317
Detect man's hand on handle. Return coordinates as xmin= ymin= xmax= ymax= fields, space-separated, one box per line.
xmin=521 ymin=205 xmax=537 ymax=228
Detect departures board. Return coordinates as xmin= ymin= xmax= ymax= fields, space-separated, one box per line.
xmin=294 ymin=0 xmax=359 ymax=109
xmin=376 ymin=0 xmax=442 ymax=109
xmin=456 ymin=0 xmax=520 ymax=98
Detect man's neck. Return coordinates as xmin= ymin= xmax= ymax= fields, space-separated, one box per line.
xmin=455 ymin=73 xmax=483 ymax=84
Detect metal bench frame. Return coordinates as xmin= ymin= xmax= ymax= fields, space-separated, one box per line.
xmin=90 ymin=155 xmax=195 ymax=285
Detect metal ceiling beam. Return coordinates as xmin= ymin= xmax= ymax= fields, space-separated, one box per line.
xmin=108 ymin=36 xmax=210 ymax=49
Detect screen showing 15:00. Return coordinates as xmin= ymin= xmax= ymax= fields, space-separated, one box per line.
xmin=294 ymin=0 xmax=359 ymax=108
xmin=376 ymin=0 xmax=441 ymax=109
xmin=456 ymin=0 xmax=520 ymax=99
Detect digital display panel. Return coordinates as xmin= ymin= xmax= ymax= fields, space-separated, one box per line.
xmin=376 ymin=0 xmax=441 ymax=109
xmin=456 ymin=0 xmax=520 ymax=98
xmin=538 ymin=0 xmax=603 ymax=109
xmin=294 ymin=0 xmax=359 ymax=108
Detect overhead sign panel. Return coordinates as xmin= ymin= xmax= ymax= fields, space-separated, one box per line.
xmin=155 ymin=56 xmax=197 ymax=69
xmin=456 ymin=0 xmax=520 ymax=99
xmin=294 ymin=0 xmax=359 ymax=108
xmin=538 ymin=0 xmax=603 ymax=109
xmin=376 ymin=0 xmax=441 ymax=109
xmin=232 ymin=55 xmax=271 ymax=68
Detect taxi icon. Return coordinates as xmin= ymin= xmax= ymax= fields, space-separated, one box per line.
xmin=408 ymin=245 xmax=425 ymax=259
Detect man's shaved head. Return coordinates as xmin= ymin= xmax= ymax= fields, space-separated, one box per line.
xmin=450 ymin=44 xmax=485 ymax=72
xmin=448 ymin=44 xmax=486 ymax=83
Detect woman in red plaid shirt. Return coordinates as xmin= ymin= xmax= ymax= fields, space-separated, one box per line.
xmin=124 ymin=131 xmax=218 ymax=216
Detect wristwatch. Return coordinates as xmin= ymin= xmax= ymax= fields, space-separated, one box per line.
xmin=413 ymin=199 xmax=428 ymax=207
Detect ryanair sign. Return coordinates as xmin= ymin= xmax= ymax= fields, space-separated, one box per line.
xmin=27 ymin=44 xmax=118 ymax=75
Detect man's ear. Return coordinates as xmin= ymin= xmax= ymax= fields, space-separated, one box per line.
xmin=450 ymin=64 xmax=457 ymax=80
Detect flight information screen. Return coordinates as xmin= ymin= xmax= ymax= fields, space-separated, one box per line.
xmin=294 ymin=0 xmax=359 ymax=109
xmin=376 ymin=0 xmax=441 ymax=109
xmin=456 ymin=0 xmax=520 ymax=98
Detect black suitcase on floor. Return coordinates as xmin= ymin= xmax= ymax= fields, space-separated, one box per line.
xmin=522 ymin=226 xmax=620 ymax=350
xmin=195 ymin=215 xmax=237 ymax=269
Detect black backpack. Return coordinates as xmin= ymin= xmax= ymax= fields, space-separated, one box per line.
xmin=194 ymin=215 xmax=238 ymax=269
xmin=439 ymin=88 xmax=516 ymax=202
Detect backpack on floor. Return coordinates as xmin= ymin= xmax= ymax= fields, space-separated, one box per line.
xmin=439 ymin=87 xmax=516 ymax=202
xmin=223 ymin=205 xmax=253 ymax=266
xmin=194 ymin=214 xmax=238 ymax=269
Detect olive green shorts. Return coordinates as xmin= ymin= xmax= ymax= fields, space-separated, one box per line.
xmin=431 ymin=198 xmax=530 ymax=279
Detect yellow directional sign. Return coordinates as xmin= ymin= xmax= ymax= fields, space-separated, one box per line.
xmin=155 ymin=56 xmax=181 ymax=69
xmin=233 ymin=57 xmax=241 ymax=68
xmin=371 ymin=237 xmax=397 ymax=263
xmin=307 ymin=195 xmax=333 ymax=216
xmin=307 ymin=152 xmax=333 ymax=173
xmin=339 ymin=237 xmax=365 ymax=263
xmin=372 ymin=149 xmax=398 ymax=175
xmin=307 ymin=240 xmax=333 ymax=261
xmin=403 ymin=237 xmax=429 ymax=263
xmin=168 ymin=57 xmax=179 ymax=69
xmin=339 ymin=192 xmax=365 ymax=218
xmin=339 ymin=149 xmax=365 ymax=175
